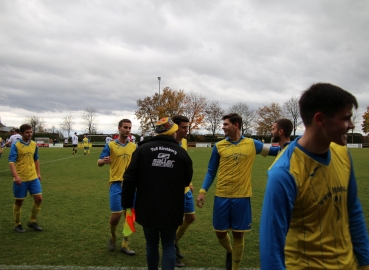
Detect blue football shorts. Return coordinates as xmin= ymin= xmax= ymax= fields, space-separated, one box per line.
xmin=109 ymin=181 xmax=136 ymax=213
xmin=213 ymin=196 xmax=251 ymax=232
xmin=184 ymin=190 xmax=195 ymax=214
xmin=13 ymin=178 xmax=42 ymax=199
xmin=110 ymin=181 xmax=123 ymax=213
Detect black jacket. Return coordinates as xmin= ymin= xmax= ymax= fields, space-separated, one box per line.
xmin=122 ymin=135 xmax=193 ymax=228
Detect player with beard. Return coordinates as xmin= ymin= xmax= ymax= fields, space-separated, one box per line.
xmin=97 ymin=119 xmax=137 ymax=255
xmin=197 ymin=113 xmax=280 ymax=270
xmin=171 ymin=115 xmax=194 ymax=268
xmin=9 ymin=124 xmax=43 ymax=233
xmin=271 ymin=118 xmax=293 ymax=153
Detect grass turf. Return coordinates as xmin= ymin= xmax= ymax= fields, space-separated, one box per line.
xmin=0 ymin=146 xmax=368 ymax=268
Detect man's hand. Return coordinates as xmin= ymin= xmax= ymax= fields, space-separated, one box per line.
xmin=103 ymin=156 xmax=111 ymax=164
xmin=196 ymin=193 xmax=205 ymax=208
xmin=14 ymin=176 xmax=22 ymax=185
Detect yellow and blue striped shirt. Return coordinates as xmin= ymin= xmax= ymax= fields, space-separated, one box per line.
xmin=260 ymin=138 xmax=369 ymax=269
xmin=201 ymin=136 xmax=278 ymax=198
xmin=99 ymin=139 xmax=136 ymax=183
xmin=8 ymin=140 xmax=39 ymax=181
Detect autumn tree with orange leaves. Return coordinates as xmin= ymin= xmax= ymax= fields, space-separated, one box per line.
xmin=255 ymin=102 xmax=284 ymax=136
xmin=135 ymin=87 xmax=186 ymax=135
xmin=362 ymin=105 xmax=369 ymax=134
xmin=183 ymin=92 xmax=207 ymax=136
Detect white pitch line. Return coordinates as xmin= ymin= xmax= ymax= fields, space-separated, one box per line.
xmin=0 ymin=154 xmax=83 ymax=173
xmin=0 ymin=266 xmax=259 ymax=270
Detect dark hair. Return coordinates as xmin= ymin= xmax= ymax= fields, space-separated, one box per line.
xmin=275 ymin=119 xmax=293 ymax=137
xmin=222 ymin=113 xmax=242 ymax=129
xmin=19 ymin=124 xmax=32 ymax=133
xmin=118 ymin=119 xmax=131 ymax=127
xmin=299 ymin=83 xmax=358 ymax=126
xmin=13 ymin=128 xmax=20 ymax=133
xmin=172 ymin=115 xmax=189 ymax=125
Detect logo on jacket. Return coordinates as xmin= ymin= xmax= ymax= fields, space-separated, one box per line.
xmin=152 ymin=153 xmax=175 ymax=168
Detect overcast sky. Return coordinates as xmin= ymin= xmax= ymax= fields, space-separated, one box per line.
xmin=1 ymin=0 xmax=368 ymax=135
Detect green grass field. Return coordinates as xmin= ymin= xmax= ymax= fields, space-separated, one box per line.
xmin=0 ymin=146 xmax=368 ymax=269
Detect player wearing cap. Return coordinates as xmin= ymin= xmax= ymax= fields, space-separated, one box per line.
xmin=122 ymin=117 xmax=193 ymax=270
xmin=97 ymin=119 xmax=137 ymax=255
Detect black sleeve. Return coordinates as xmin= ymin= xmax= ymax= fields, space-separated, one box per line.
xmin=184 ymin=154 xmax=193 ymax=187
xmin=122 ymin=150 xmax=139 ymax=209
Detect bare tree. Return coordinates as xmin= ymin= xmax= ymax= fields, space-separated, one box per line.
xmin=60 ymin=114 xmax=74 ymax=138
xmin=24 ymin=116 xmax=45 ymax=133
xmin=350 ymin=109 xmax=360 ymax=143
xmin=183 ymin=92 xmax=207 ymax=136
xmin=204 ymin=101 xmax=225 ymax=137
xmin=82 ymin=108 xmax=98 ymax=134
xmin=228 ymin=102 xmax=255 ymax=135
xmin=255 ymin=103 xmax=283 ymax=136
xmin=283 ymin=96 xmax=301 ymax=137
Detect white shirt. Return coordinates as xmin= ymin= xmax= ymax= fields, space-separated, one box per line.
xmin=9 ymin=134 xmax=22 ymax=145
xmin=64 ymin=138 xmax=68 ymax=143
xmin=105 ymin=136 xmax=112 ymax=143
xmin=140 ymin=136 xmax=144 ymax=142
xmin=72 ymin=135 xmax=79 ymax=145
xmin=131 ymin=136 xmax=136 ymax=143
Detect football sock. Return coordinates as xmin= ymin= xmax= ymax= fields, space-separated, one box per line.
xmin=175 ymin=220 xmax=191 ymax=244
xmin=218 ymin=233 xmax=232 ymax=253
xmin=88 ymin=150 xmax=90 ymax=155
xmin=122 ymin=235 xmax=130 ymax=248
xmin=232 ymin=236 xmax=244 ymax=270
xmin=110 ymin=224 xmax=117 ymax=240
xmin=30 ymin=202 xmax=42 ymax=223
xmin=13 ymin=204 xmax=22 ymax=226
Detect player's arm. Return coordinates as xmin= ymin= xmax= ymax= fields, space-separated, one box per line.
xmin=259 ymin=167 xmax=297 ymax=270
xmin=97 ymin=143 xmax=111 ymax=167
xmin=34 ymin=145 xmax=41 ymax=180
xmin=254 ymin=139 xmax=280 ymax=157
xmin=122 ymin=150 xmax=139 ymax=209
xmin=347 ymin=154 xmax=369 ymax=267
xmin=8 ymin=144 xmax=21 ymax=185
xmin=196 ymin=145 xmax=220 ymax=208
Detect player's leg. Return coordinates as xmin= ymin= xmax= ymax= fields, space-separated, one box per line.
xmin=120 ymin=189 xmax=135 ymax=255
xmin=87 ymin=147 xmax=90 ymax=155
xmin=108 ymin=182 xmax=123 ymax=251
xmin=160 ymin=226 xmax=177 ymax=270
xmin=229 ymin=198 xmax=251 ymax=270
xmin=175 ymin=191 xmax=195 ymax=267
xmin=142 ymin=226 xmax=160 ymax=269
xmin=28 ymin=179 xmax=43 ymax=231
xmin=13 ymin=182 xmax=28 ymax=233
xmin=83 ymin=147 xmax=87 ymax=155
xmin=213 ymin=196 xmax=233 ymax=270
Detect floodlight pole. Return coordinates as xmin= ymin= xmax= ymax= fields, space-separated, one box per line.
xmin=157 ymin=77 xmax=161 ymax=120
xmin=158 ymin=77 xmax=161 ymax=105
